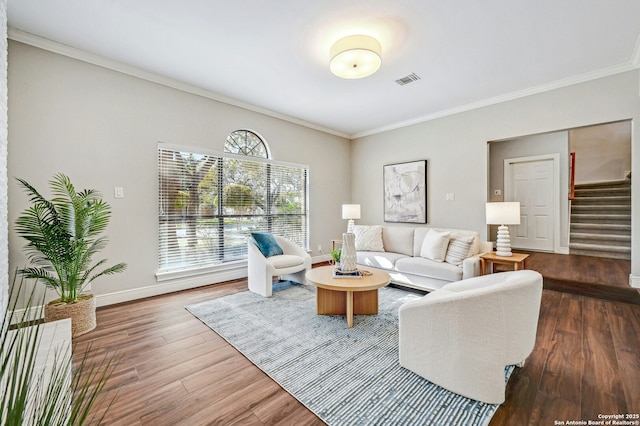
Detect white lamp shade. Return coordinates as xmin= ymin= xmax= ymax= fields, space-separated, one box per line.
xmin=330 ymin=35 xmax=381 ymax=79
xmin=486 ymin=202 xmax=521 ymax=225
xmin=342 ymin=204 xmax=361 ymax=220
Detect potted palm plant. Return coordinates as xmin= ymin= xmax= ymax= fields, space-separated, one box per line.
xmin=15 ymin=173 xmax=127 ymax=337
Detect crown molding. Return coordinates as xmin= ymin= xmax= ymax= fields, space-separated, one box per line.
xmin=8 ymin=28 xmax=350 ymax=139
xmin=352 ymin=61 xmax=637 ymax=139
xmin=10 ymin=28 xmax=639 ymax=141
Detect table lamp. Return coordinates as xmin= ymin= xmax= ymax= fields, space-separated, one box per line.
xmin=486 ymin=202 xmax=521 ymax=257
xmin=342 ymin=204 xmax=361 ymax=233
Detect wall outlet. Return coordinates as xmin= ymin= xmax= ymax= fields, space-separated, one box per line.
xmin=317 ymin=244 xmax=322 ymax=252
xmin=445 ymin=193 xmax=455 ymax=201
xmin=493 ymin=189 xmax=502 ymax=196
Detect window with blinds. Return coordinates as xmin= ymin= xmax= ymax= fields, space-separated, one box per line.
xmin=158 ymin=144 xmax=309 ymax=274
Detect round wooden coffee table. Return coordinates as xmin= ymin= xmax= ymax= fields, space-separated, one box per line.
xmin=305 ymin=265 xmax=390 ymax=327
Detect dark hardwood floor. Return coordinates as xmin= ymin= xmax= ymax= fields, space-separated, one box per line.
xmin=74 ymin=256 xmax=640 ymax=425
xmin=521 ymin=251 xmax=640 ymax=304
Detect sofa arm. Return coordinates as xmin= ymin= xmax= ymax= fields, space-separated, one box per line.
xmin=462 ymin=255 xmax=481 ymax=279
xmin=461 ymin=241 xmax=492 ymax=279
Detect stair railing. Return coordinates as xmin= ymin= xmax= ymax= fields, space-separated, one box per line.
xmin=569 ymin=152 xmax=576 ymax=200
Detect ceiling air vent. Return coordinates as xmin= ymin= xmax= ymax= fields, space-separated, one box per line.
xmin=395 ymin=72 xmax=421 ymax=86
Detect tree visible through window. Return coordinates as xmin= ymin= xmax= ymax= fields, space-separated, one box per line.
xmin=157 ymin=132 xmax=308 ymax=275
xmin=225 ymin=130 xmax=269 ymax=158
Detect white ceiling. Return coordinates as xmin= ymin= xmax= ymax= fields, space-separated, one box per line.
xmin=8 ymin=0 xmax=640 ymax=138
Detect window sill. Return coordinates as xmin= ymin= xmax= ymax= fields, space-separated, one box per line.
xmin=156 ymin=260 xmax=247 ymax=283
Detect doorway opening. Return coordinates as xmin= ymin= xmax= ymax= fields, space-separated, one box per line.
xmin=487 ymin=119 xmax=631 ymax=261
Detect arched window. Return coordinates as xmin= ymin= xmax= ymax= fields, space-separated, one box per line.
xmin=225 ymin=130 xmax=270 ymax=158
xmin=157 ymin=129 xmax=308 ymax=277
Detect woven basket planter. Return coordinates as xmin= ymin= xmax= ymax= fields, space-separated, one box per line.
xmin=45 ymin=294 xmax=96 ymax=338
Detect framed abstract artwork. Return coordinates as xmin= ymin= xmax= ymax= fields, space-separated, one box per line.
xmin=383 ymin=160 xmax=427 ymax=223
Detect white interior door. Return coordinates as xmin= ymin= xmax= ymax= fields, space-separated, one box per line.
xmin=505 ymin=155 xmax=558 ymax=252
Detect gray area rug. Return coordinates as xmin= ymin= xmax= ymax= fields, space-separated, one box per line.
xmin=186 ymin=281 xmax=512 ymax=426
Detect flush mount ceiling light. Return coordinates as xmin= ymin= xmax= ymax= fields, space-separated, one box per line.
xmin=330 ymin=35 xmax=382 ymax=79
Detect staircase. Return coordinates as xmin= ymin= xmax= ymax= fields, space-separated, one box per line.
xmin=569 ymin=180 xmax=631 ymax=260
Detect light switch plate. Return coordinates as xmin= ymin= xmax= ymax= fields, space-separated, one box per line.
xmin=114 ymin=187 xmax=124 ymax=198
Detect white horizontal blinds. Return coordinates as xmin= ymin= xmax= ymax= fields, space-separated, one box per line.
xmin=158 ymin=145 xmax=309 ymax=273
xmin=269 ymin=163 xmax=308 ymax=247
xmin=158 ymin=148 xmax=222 ymax=271
xmin=221 ymin=157 xmax=267 ymax=262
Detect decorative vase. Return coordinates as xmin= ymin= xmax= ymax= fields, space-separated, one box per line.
xmin=339 ymin=232 xmax=358 ymax=273
xmin=44 ymin=293 xmax=96 ymax=338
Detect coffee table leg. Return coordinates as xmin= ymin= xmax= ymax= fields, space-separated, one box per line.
xmin=346 ymin=291 xmax=353 ymax=327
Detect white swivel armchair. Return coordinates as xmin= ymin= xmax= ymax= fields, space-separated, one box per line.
xmin=399 ymin=270 xmax=543 ymax=404
xmin=248 ymin=235 xmax=311 ymax=297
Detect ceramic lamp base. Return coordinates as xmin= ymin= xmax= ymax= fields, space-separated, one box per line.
xmin=347 ymin=219 xmax=355 ymax=234
xmin=495 ymin=225 xmax=513 ymax=257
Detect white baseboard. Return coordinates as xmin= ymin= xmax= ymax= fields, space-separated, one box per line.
xmin=12 ymin=257 xmax=331 ymax=320
xmin=12 ymin=264 xmax=248 ymax=320
xmin=102 ymin=256 xmax=332 ymax=306
xmin=630 ymin=274 xmax=640 ymax=289
xmin=97 ymin=266 xmax=247 ymax=307
xmin=556 ymin=247 xmax=570 ymax=255
xmin=10 ymin=305 xmax=43 ymax=324
xmin=313 ymin=254 xmax=331 ymax=263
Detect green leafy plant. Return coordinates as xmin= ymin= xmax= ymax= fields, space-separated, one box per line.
xmin=1 ymin=272 xmax=117 ymax=425
xmin=330 ymin=248 xmax=342 ymax=265
xmin=15 ymin=173 xmax=127 ymax=303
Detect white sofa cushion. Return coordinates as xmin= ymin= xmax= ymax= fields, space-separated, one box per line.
xmin=414 ymin=228 xmax=481 ymax=256
xmin=357 ymin=251 xmax=408 ymax=270
xmin=382 ymin=226 xmax=415 ymax=256
xmin=452 ymin=230 xmax=480 ymax=256
xmin=395 ymin=257 xmax=463 ymax=282
xmin=445 ymin=235 xmax=475 ymax=266
xmin=353 ymin=225 xmax=385 ymax=252
xmin=420 ymin=229 xmax=451 ymax=262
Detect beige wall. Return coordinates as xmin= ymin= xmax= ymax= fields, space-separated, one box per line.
xmin=8 ymin=39 xmax=640 ymax=301
xmin=569 ymin=121 xmax=631 ymax=184
xmin=8 ymin=41 xmax=350 ymax=306
xmin=351 ymin=70 xmax=640 ymax=285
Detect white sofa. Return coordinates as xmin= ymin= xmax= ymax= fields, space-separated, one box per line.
xmin=398 ymin=270 xmax=543 ymax=404
xmin=354 ymin=225 xmax=492 ymax=292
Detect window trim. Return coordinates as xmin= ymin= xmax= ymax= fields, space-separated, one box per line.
xmin=225 ymin=129 xmax=272 ymax=159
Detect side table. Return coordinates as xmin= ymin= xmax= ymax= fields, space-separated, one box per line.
xmin=480 ymin=252 xmax=529 ymax=275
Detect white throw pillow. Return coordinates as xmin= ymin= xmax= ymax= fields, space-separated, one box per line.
xmin=444 ymin=235 xmax=474 ymax=266
xmin=420 ymin=229 xmax=451 ymax=262
xmin=353 ymin=225 xmax=385 ymax=252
